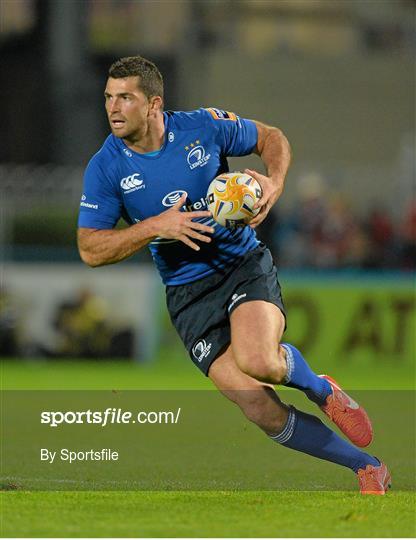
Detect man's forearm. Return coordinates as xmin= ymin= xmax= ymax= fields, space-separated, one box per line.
xmin=259 ymin=127 xmax=291 ymax=197
xmin=77 ymin=219 xmax=158 ymax=267
xmin=253 ymin=121 xmax=291 ymax=200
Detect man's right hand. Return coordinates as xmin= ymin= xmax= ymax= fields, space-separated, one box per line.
xmin=150 ymin=193 xmax=214 ymax=251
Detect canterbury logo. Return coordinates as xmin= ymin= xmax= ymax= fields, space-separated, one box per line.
xmin=120 ymin=173 xmax=143 ymax=190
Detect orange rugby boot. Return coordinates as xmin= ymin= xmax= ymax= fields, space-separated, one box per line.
xmin=358 ymin=462 xmax=391 ymax=495
xmin=319 ymin=374 xmax=373 ymax=447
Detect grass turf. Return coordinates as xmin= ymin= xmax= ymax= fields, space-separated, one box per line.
xmin=1 ymin=358 xmax=415 ymax=537
xmin=1 ymin=355 xmax=413 ymax=390
xmin=1 ymin=491 xmax=415 ymax=538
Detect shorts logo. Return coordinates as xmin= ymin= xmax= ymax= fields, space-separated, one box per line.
xmin=120 ymin=173 xmax=145 ymax=194
xmin=228 ymin=292 xmax=247 ymax=312
xmin=192 ymin=339 xmax=212 ymax=363
xmin=185 ymin=140 xmax=211 ymax=170
xmin=162 ymin=190 xmax=188 ymax=207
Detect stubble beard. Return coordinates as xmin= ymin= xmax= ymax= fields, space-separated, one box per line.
xmin=114 ymin=123 xmax=147 ymax=145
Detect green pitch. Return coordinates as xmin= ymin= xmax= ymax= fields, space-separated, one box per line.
xmin=2 ymin=491 xmax=415 ymax=537
xmin=1 ymin=357 xmax=415 ymax=538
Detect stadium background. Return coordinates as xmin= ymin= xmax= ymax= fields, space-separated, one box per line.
xmin=0 ymin=0 xmax=415 ymax=537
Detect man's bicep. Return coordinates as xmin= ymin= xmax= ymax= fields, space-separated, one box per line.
xmin=251 ymin=120 xmax=274 ymax=156
xmin=251 ymin=120 xmax=289 ymax=158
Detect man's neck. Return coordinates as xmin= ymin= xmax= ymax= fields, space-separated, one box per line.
xmin=123 ymin=112 xmax=165 ymax=154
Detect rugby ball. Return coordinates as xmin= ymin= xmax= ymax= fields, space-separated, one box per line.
xmin=206 ymin=172 xmax=262 ymax=228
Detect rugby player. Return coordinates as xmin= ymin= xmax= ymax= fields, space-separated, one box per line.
xmin=77 ymin=55 xmax=390 ymax=494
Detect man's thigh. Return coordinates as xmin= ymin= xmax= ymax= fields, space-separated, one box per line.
xmin=231 ymin=300 xmax=285 ymax=355
xmin=230 ymin=300 xmax=286 ymax=381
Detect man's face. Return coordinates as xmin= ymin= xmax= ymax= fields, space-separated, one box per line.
xmin=104 ymin=76 xmax=150 ymax=140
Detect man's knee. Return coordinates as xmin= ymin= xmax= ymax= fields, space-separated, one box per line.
xmin=235 ymin=350 xmax=287 ymax=384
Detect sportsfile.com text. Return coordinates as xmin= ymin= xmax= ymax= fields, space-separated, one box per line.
xmin=40 ymin=408 xmax=182 ymax=427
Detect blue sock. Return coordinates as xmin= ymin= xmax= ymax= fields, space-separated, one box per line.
xmin=271 ymin=407 xmax=379 ymax=473
xmin=281 ymin=343 xmax=332 ymax=406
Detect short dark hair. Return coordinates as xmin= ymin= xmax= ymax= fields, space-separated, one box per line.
xmin=108 ymin=56 xmax=164 ymax=100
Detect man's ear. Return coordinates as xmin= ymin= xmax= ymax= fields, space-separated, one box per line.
xmin=149 ymin=96 xmax=163 ymax=114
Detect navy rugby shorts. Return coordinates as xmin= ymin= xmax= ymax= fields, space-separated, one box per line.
xmin=166 ymin=244 xmax=286 ymax=376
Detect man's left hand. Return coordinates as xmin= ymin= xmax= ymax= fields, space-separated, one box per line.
xmin=244 ymin=168 xmax=283 ymax=228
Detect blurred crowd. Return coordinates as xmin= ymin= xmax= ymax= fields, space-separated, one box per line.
xmin=0 ymin=287 xmax=135 ymax=359
xmin=260 ymin=176 xmax=416 ymax=271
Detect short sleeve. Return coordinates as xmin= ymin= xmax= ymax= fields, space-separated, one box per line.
xmin=205 ymin=107 xmax=258 ymax=157
xmin=78 ymin=157 xmax=122 ymax=229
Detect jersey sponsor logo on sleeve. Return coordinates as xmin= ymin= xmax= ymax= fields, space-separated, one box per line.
xmin=80 ymin=194 xmax=98 ymax=210
xmin=120 ymin=173 xmax=145 ymax=194
xmin=206 ymin=108 xmax=237 ymax=121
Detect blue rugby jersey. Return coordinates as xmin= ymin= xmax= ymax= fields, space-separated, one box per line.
xmin=78 ymin=107 xmax=260 ymax=285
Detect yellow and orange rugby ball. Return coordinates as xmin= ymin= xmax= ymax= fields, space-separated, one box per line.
xmin=206 ymin=172 xmax=262 ymax=228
